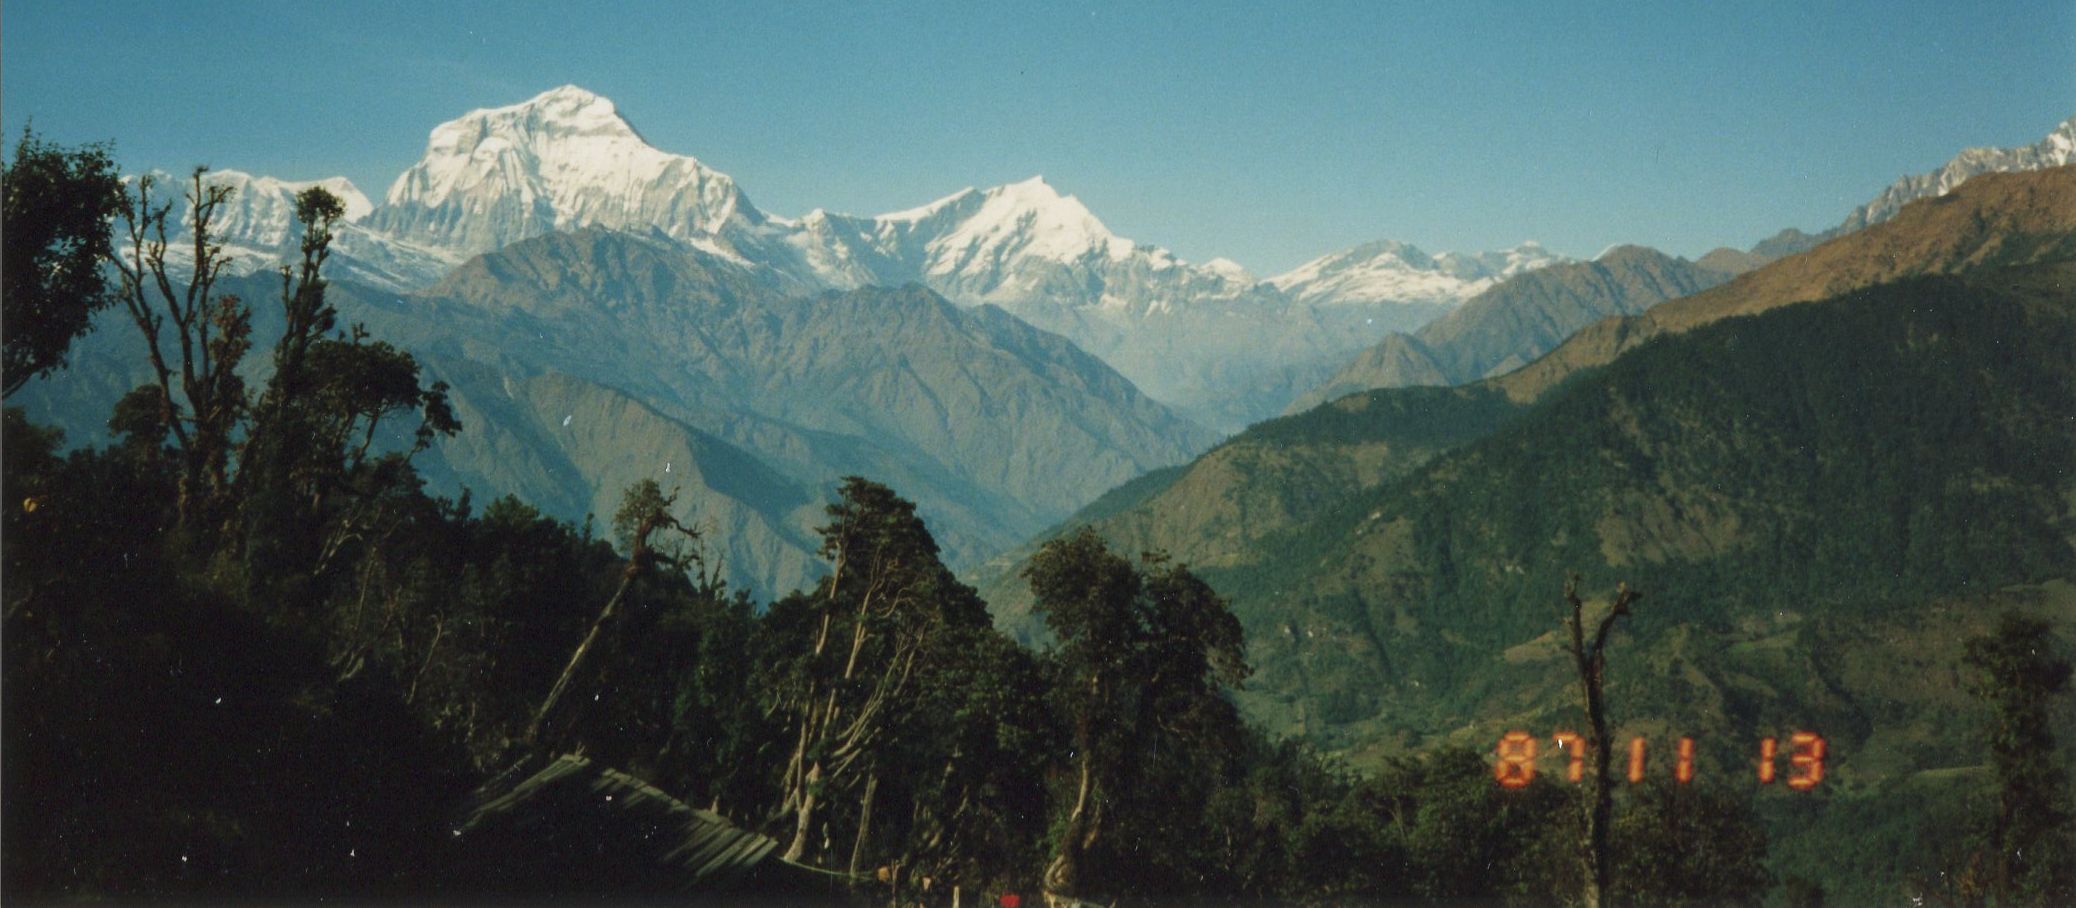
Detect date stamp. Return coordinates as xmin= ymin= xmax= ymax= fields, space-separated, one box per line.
xmin=1494 ymin=731 xmax=1825 ymax=790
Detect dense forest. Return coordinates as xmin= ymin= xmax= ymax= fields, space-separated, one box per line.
xmin=4 ymin=136 xmax=2073 ymax=906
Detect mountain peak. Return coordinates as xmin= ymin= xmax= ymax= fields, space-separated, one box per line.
xmin=537 ymin=83 xmax=606 ymax=103
xmin=481 ymin=84 xmax=640 ymax=140
xmin=369 ymin=86 xmax=758 ymax=254
xmin=1201 ymin=257 xmax=1255 ymax=283
xmin=1593 ymin=243 xmax=1657 ymax=262
xmin=207 ymin=169 xmax=374 ymax=224
xmin=875 ymin=186 xmax=981 ymax=223
xmin=985 ymin=175 xmax=1087 ymax=217
xmin=920 ymin=175 xmax=1121 ymax=265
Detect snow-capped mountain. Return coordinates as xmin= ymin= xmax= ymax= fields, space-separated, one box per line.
xmin=770 ymin=176 xmax=1259 ymax=313
xmin=125 ymin=168 xmax=462 ymax=292
xmin=366 ymin=85 xmax=770 ymax=256
xmin=1199 ymin=257 xmax=1255 ymax=284
xmin=195 ymin=170 xmax=374 ymax=244
xmin=745 ymin=174 xmax=1330 ymax=425
xmin=1270 ymin=239 xmax=1567 ymax=308
xmin=1838 ymin=114 xmax=2076 ymax=233
xmin=125 ymin=169 xmax=370 ymax=258
xmin=133 ymin=85 xmax=1556 ymax=427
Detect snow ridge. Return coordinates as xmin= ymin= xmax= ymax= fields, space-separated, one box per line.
xmin=1271 ymin=239 xmax=1566 ymax=307
xmin=129 ymin=85 xmax=1569 ymax=427
xmin=1839 ymin=114 xmax=2076 ymax=232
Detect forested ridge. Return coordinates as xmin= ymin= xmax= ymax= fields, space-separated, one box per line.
xmin=5 ymin=138 xmax=2074 ymax=906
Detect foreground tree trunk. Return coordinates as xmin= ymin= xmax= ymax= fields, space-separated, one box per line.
xmin=1564 ymin=576 xmax=1640 ymax=908
xmin=1044 ymin=696 xmax=1102 ymax=904
xmin=1043 ymin=755 xmax=1095 ymax=903
xmin=527 ymin=483 xmax=692 ymax=746
xmin=848 ymin=771 xmax=878 ymax=880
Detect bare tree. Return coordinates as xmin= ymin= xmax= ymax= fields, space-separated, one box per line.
xmin=110 ymin=168 xmax=250 ymax=529
xmin=1564 ymin=574 xmax=1640 ymax=908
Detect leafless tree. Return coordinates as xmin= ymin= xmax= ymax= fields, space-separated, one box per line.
xmin=1564 ymin=574 xmax=1640 ymax=908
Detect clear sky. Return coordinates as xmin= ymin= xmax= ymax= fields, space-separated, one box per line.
xmin=5 ymin=1 xmax=2072 ymax=274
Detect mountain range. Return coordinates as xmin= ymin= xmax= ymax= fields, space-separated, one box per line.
xmin=31 ymin=85 xmax=1596 ymax=594
xmin=168 ymin=85 xmax=1565 ymax=430
xmin=25 ymin=87 xmax=2076 ymax=611
xmin=26 ymin=224 xmax=1222 ymax=595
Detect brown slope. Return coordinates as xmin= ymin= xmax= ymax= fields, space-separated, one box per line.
xmin=1495 ymin=164 xmax=2076 ymax=402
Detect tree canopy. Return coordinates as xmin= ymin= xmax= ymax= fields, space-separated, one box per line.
xmin=1 ymin=128 xmax=125 ymax=396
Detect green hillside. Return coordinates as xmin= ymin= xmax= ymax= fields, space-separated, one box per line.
xmin=1213 ymin=268 xmax=2074 ymax=758
xmin=977 ymin=383 xmax=1524 ymax=631
xmin=982 ymin=263 xmax=2076 ymax=899
xmin=961 ymin=169 xmax=2076 ymax=901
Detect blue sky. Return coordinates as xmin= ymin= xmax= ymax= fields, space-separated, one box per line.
xmin=6 ymin=1 xmax=2072 ymax=273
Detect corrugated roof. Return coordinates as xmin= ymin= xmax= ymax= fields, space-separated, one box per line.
xmin=448 ymin=753 xmax=848 ymax=902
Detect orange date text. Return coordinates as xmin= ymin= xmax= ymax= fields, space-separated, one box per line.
xmin=1492 ymin=731 xmax=1825 ymax=790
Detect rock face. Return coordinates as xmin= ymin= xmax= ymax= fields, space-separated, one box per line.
xmin=1284 ymin=245 xmax=1728 ymax=413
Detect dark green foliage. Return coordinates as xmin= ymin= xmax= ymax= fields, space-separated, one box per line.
xmin=1206 ymin=273 xmax=2076 ymax=733
xmin=1248 ymin=382 xmax=1521 ymax=449
xmin=0 ymin=128 xmax=125 ymax=396
xmin=1243 ymin=746 xmax=1579 ymax=904
xmin=1 ymin=407 xmax=468 ymax=899
xmin=1765 ymin=771 xmax=1991 ymax=906
xmin=875 ymin=622 xmax=1055 ymax=892
xmin=755 ymin=476 xmax=1050 ymax=896
xmin=1609 ymin=781 xmax=1770 ymax=907
xmin=239 ymin=187 xmax=458 ymax=589
xmin=1025 ymin=528 xmax=1250 ymax=901
xmin=1960 ymin=612 xmax=2075 ymax=902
